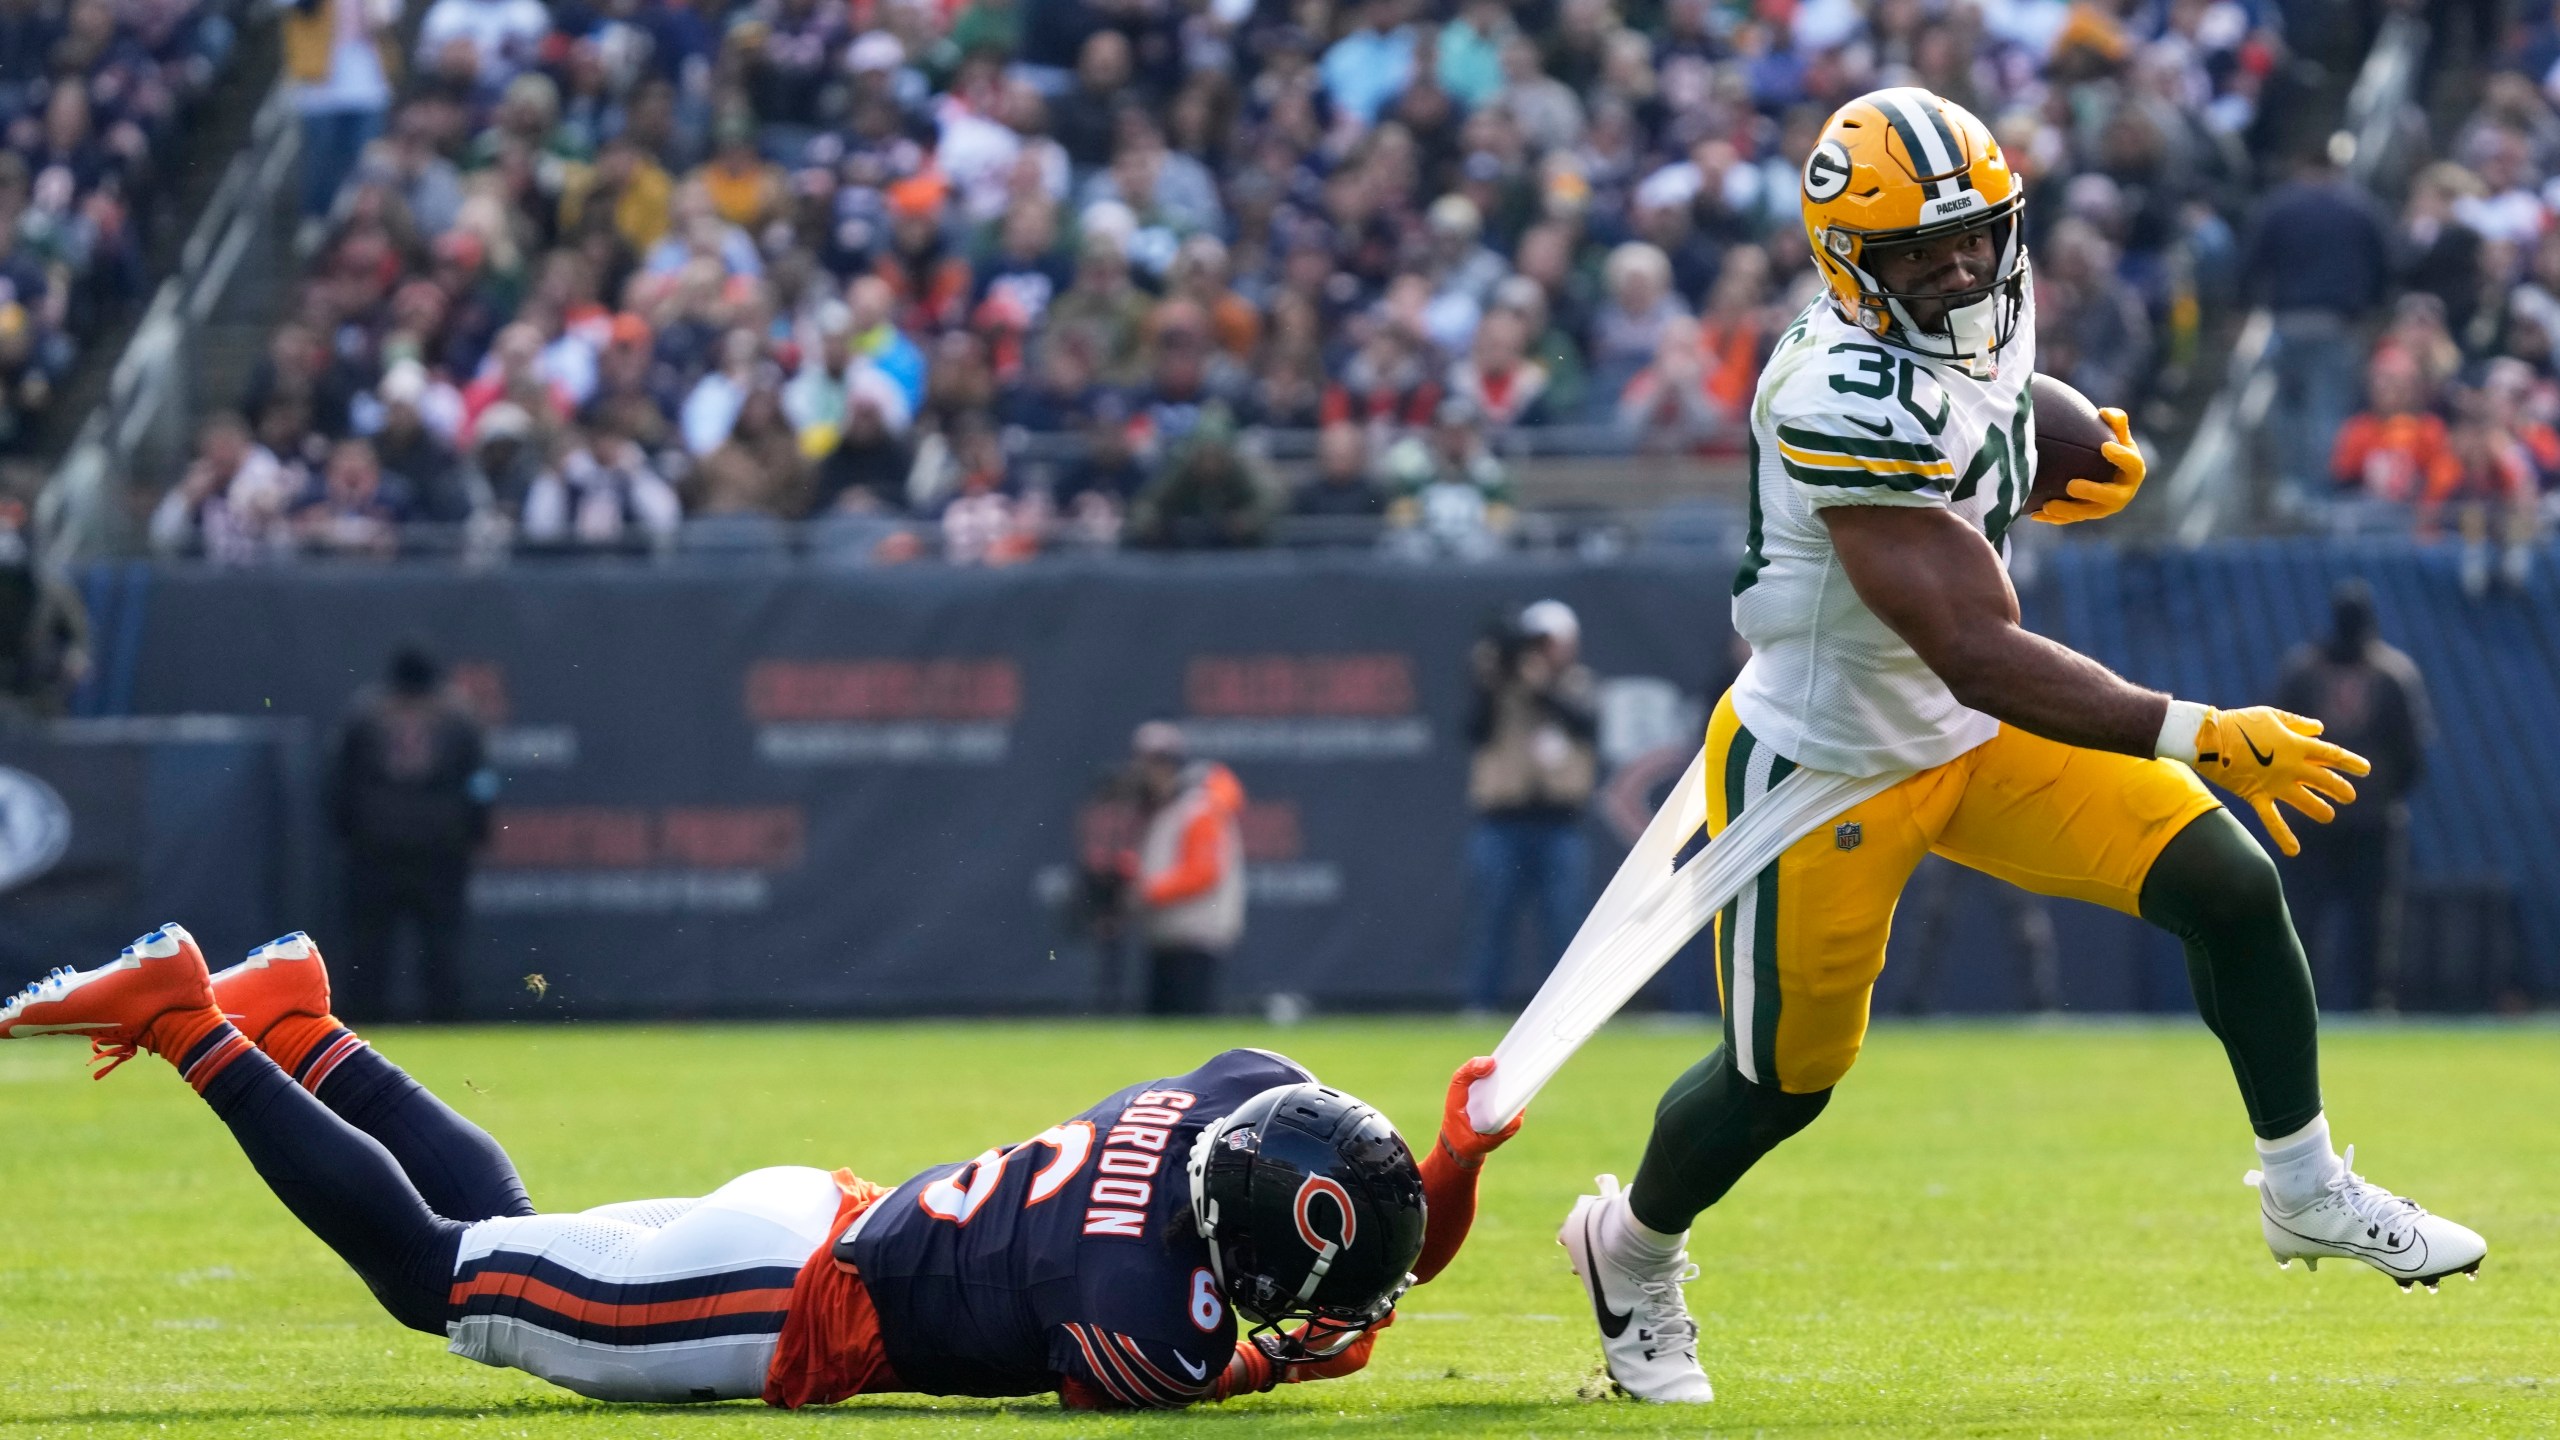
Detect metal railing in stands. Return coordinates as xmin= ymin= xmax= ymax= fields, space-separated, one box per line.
xmin=38 ymin=84 xmax=299 ymax=567
xmin=141 ymin=421 xmax=1739 ymax=566
xmin=153 ymin=495 xmax=1747 ymax=569
xmin=2156 ymin=10 xmax=2428 ymax=547
xmin=2341 ymin=11 xmax=2430 ymax=194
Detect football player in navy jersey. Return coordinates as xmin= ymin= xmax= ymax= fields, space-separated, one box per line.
xmin=1 ymin=926 xmax=1523 ymax=1409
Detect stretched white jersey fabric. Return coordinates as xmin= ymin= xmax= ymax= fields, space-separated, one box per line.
xmin=1727 ymin=288 xmax=2039 ymax=776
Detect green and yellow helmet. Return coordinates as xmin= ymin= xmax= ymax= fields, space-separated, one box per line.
xmin=1800 ymin=87 xmax=2028 ymax=377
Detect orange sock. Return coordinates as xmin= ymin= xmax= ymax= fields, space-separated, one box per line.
xmin=143 ymin=1006 xmax=252 ymax=1092
xmin=255 ymin=1014 xmax=366 ymax=1094
xmin=258 ymin=1013 xmax=349 ymax=1074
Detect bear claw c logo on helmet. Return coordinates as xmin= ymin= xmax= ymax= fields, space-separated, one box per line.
xmin=1803 ymin=140 xmax=1852 ymax=203
xmin=1290 ymin=1173 xmax=1357 ymax=1303
xmin=1293 ymin=1175 xmax=1356 ymax=1254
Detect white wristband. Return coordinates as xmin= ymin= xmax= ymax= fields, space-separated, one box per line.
xmin=2155 ymin=699 xmax=2210 ymax=764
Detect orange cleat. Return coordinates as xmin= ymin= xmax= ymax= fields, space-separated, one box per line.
xmin=0 ymin=925 xmax=217 ymax=1074
xmin=209 ymin=932 xmax=333 ymax=1045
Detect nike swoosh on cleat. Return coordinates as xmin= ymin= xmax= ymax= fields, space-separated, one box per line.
xmin=2242 ymin=731 xmax=2276 ymax=766
xmin=2266 ymin=1207 xmax=2429 ymax=1272
xmin=1580 ymin=1210 xmax=1634 ymax=1339
xmin=6 ymin=1021 xmax=116 ymax=1035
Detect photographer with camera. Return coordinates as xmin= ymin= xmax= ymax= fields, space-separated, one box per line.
xmin=1463 ymin=599 xmax=1598 ymax=1014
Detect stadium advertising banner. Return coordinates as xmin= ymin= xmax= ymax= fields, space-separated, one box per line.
xmin=72 ymin=549 xmax=2508 ymax=1018
xmin=85 ymin=559 xmax=1823 ymax=1019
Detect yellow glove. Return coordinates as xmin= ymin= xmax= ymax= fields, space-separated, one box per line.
xmin=2189 ymin=706 xmax=2371 ymax=857
xmin=2032 ymin=407 xmax=2145 ymax=524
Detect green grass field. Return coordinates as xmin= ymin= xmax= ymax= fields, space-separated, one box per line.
xmin=2 ymin=1018 xmax=2553 ymax=1438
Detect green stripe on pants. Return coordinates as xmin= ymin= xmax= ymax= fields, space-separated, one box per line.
xmin=1749 ymin=753 xmax=1797 ymax=1082
xmin=1717 ymin=725 xmax=1756 ymax=1060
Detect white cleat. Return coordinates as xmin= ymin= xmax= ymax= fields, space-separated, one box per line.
xmin=1558 ymin=1175 xmax=1713 ymax=1403
xmin=2246 ymin=1145 xmax=2486 ymax=1291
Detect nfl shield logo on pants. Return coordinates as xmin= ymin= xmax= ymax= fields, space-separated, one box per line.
xmin=1834 ymin=821 xmax=1863 ymax=852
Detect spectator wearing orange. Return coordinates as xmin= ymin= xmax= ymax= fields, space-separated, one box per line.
xmin=1617 ymin=250 xmax=1770 ymax=450
xmin=1166 ymin=235 xmax=1260 ymax=363
xmin=1125 ymin=721 xmax=1246 ymax=1017
xmin=580 ymin=312 xmax=676 ymax=455
xmin=2330 ymin=348 xmax=2457 ymax=504
xmin=873 ymin=174 xmax=970 ymax=335
xmin=2437 ymin=366 xmax=2543 ymax=598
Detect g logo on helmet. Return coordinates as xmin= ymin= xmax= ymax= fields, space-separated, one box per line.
xmin=1294 ymin=1175 xmax=1357 ymax=1257
xmin=1803 ymin=140 xmax=1852 ymax=203
xmin=0 ymin=766 xmax=69 ymax=894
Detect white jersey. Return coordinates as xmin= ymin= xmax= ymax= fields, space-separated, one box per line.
xmin=1727 ymin=291 xmax=2038 ymax=776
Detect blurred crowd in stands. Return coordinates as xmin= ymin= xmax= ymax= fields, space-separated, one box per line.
xmin=149 ymin=0 xmax=2303 ymax=562
xmin=0 ymin=0 xmax=238 ymax=448
xmin=2264 ymin=6 xmax=2560 ymax=598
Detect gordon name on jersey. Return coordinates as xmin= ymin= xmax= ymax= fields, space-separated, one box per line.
xmin=846 ymin=1047 xmax=1315 ymax=1404
xmin=1728 ymin=292 xmax=2038 ymax=777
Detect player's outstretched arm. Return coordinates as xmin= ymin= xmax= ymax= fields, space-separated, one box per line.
xmin=1192 ymin=1059 xmax=1524 ymax=1405
xmin=1822 ymin=505 xmax=2369 ymax=854
xmin=1826 ymin=503 xmax=2168 ymax=754
xmin=1415 ymin=1055 xmax=1521 ymax=1284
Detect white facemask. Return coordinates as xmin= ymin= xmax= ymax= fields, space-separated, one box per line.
xmin=1942 ymin=290 xmax=2005 ymax=379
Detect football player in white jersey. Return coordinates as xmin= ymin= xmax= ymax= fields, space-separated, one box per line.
xmin=1557 ymin=87 xmax=2486 ymax=1403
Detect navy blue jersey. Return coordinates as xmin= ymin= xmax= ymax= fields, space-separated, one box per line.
xmin=847 ymin=1048 xmax=1314 ymax=1404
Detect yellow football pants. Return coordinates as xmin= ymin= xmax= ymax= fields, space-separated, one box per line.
xmin=1704 ymin=692 xmax=2223 ymax=1093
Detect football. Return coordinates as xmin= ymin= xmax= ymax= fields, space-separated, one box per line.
xmin=2027 ymin=372 xmax=2117 ymax=516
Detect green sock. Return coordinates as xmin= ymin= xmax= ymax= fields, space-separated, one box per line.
xmin=1626 ymin=1046 xmax=1831 ymax=1235
xmin=2139 ymin=808 xmax=2324 ymax=1139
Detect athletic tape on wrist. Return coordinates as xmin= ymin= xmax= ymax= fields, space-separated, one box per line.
xmin=2155 ymin=699 xmax=2209 ymax=765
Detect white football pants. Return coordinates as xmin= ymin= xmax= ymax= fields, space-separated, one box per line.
xmin=445 ymin=1165 xmax=840 ymax=1402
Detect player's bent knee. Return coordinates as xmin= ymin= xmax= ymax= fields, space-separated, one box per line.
xmin=375 ymin=1223 xmax=468 ymax=1336
xmin=2140 ymin=809 xmax=2287 ymax=941
xmin=1749 ymin=1074 xmax=1833 ymax=1146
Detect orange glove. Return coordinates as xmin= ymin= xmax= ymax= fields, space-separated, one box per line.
xmin=2032 ymin=406 xmax=2145 ymax=524
xmin=2191 ymin=706 xmax=2370 ymax=857
xmin=1438 ymin=1055 xmax=1520 ymax=1166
